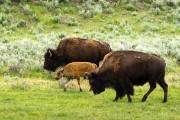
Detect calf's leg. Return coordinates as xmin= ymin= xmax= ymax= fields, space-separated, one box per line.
xmin=77 ymin=77 xmax=82 ymax=92
xmin=63 ymin=79 xmax=71 ymax=92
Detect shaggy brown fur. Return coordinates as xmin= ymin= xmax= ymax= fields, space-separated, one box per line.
xmin=55 ymin=62 xmax=97 ymax=92
xmin=86 ymin=51 xmax=168 ymax=103
xmin=44 ymin=37 xmax=112 ymax=71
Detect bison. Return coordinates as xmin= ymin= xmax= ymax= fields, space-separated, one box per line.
xmin=43 ymin=37 xmax=112 ymax=72
xmin=55 ymin=62 xmax=97 ymax=92
xmin=85 ymin=51 xmax=168 ymax=103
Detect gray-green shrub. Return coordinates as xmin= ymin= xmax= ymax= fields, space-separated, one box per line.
xmin=78 ymin=0 xmax=114 ymax=18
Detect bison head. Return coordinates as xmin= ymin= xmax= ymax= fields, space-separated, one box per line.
xmin=85 ymin=69 xmax=105 ymax=95
xmin=43 ymin=48 xmax=67 ymax=72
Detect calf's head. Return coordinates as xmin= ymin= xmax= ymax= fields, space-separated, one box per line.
xmin=55 ymin=69 xmax=64 ymax=80
xmin=85 ymin=69 xmax=105 ymax=94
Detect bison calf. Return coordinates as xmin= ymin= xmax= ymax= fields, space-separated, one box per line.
xmin=85 ymin=51 xmax=168 ymax=103
xmin=55 ymin=62 xmax=97 ymax=92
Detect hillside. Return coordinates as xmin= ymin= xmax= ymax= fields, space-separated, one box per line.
xmin=0 ymin=0 xmax=180 ymax=83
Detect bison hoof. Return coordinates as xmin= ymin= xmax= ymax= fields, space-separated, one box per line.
xmin=162 ymin=99 xmax=167 ymax=103
xmin=113 ymin=96 xmax=119 ymax=102
xmin=113 ymin=99 xmax=118 ymax=102
xmin=141 ymin=96 xmax=147 ymax=102
xmin=64 ymin=88 xmax=67 ymax=92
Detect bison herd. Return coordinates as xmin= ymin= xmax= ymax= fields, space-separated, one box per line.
xmin=43 ymin=37 xmax=168 ymax=103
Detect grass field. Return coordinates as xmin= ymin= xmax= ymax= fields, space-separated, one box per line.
xmin=0 ymin=78 xmax=180 ymax=120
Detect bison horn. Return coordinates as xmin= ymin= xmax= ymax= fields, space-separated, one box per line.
xmin=83 ymin=72 xmax=91 ymax=79
xmin=49 ymin=50 xmax=52 ymax=57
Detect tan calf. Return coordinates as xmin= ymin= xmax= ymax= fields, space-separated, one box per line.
xmin=55 ymin=62 xmax=97 ymax=92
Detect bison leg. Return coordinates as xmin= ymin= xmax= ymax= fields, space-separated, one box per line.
xmin=127 ymin=94 xmax=132 ymax=103
xmin=113 ymin=90 xmax=119 ymax=102
xmin=123 ymin=80 xmax=134 ymax=103
xmin=113 ymin=86 xmax=125 ymax=102
xmin=157 ymin=79 xmax=168 ymax=103
xmin=142 ymin=82 xmax=156 ymax=102
xmin=77 ymin=77 xmax=82 ymax=92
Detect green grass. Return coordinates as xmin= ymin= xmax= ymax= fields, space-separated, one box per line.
xmin=0 ymin=78 xmax=180 ymax=120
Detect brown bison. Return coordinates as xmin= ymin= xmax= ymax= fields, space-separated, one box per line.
xmin=85 ymin=51 xmax=168 ymax=103
xmin=55 ymin=62 xmax=97 ymax=92
xmin=43 ymin=37 xmax=112 ymax=72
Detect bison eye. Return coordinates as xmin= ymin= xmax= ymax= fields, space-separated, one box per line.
xmin=90 ymin=80 xmax=94 ymax=83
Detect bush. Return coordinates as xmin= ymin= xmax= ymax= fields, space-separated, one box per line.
xmin=73 ymin=29 xmax=81 ymax=33
xmin=167 ymin=8 xmax=180 ymax=23
xmin=131 ymin=11 xmax=137 ymax=16
xmin=64 ymin=18 xmax=79 ymax=26
xmin=78 ymin=0 xmax=114 ymax=18
xmin=1 ymin=3 xmax=14 ymax=13
xmin=32 ymin=13 xmax=39 ymax=22
xmin=16 ymin=19 xmax=26 ymax=27
xmin=29 ymin=27 xmax=36 ymax=35
xmin=21 ymin=4 xmax=33 ymax=15
xmin=35 ymin=0 xmax=59 ymax=11
xmin=166 ymin=0 xmax=176 ymax=7
xmin=177 ymin=1 xmax=180 ymax=7
xmin=152 ymin=8 xmax=161 ymax=15
xmin=0 ymin=13 xmax=10 ymax=26
xmin=61 ymin=6 xmax=76 ymax=14
xmin=125 ymin=3 xmax=136 ymax=11
xmin=144 ymin=0 xmax=153 ymax=4
xmin=177 ymin=57 xmax=180 ymax=65
xmin=52 ymin=15 xmax=61 ymax=24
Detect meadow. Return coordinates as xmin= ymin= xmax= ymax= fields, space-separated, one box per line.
xmin=0 ymin=0 xmax=180 ymax=119
xmin=0 ymin=78 xmax=180 ymax=120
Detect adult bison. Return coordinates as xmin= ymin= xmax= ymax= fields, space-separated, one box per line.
xmin=43 ymin=37 xmax=112 ymax=72
xmin=85 ymin=51 xmax=168 ymax=103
